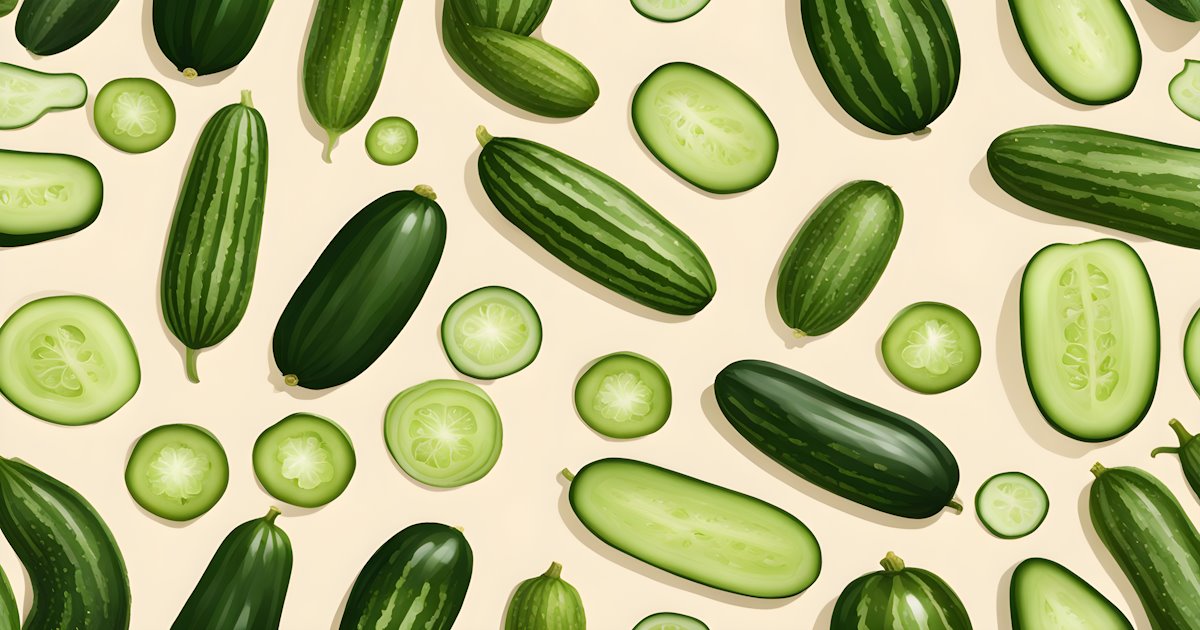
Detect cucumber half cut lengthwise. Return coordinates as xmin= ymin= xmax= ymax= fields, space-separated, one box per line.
xmin=1171 ymin=60 xmax=1200 ymax=121
xmin=385 ymin=380 xmax=503 ymax=488
xmin=254 ymin=413 xmax=356 ymax=508
xmin=0 ymin=62 xmax=86 ymax=130
xmin=94 ymin=78 xmax=176 ymax=154
xmin=882 ymin=302 xmax=980 ymax=394
xmin=634 ymin=613 xmax=709 ymax=630
xmin=632 ymin=0 xmax=711 ymax=22
xmin=975 ymin=472 xmax=1048 ymax=539
xmin=126 ymin=423 xmax=229 ymax=521
xmin=0 ymin=149 xmax=102 ymax=247
xmin=1010 ymin=558 xmax=1133 ymax=630
xmin=574 ymin=351 xmax=671 ymax=439
xmin=441 ymin=286 xmax=542 ymax=380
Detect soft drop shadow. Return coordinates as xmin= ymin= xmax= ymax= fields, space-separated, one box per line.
xmin=294 ymin=0 xmax=335 ymax=161
xmin=1077 ymin=483 xmax=1153 ymax=629
xmin=141 ymin=0 xmax=235 ymax=86
xmin=993 ymin=0 xmax=1096 ymax=111
xmin=327 ymin=578 xmax=357 ymax=630
xmin=996 ymin=561 xmax=1019 ymax=629
xmin=264 ymin=337 xmax=340 ymax=400
xmin=813 ymin=595 xmax=838 ymax=628
xmin=251 ymin=475 xmax=327 ymax=518
xmin=1131 ymin=0 xmax=1200 ymax=52
xmin=762 ymin=202 xmax=821 ymax=349
xmin=495 ymin=581 xmax=522 ymax=630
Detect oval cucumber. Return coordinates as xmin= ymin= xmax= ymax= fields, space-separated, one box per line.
xmin=94 ymin=78 xmax=176 ymax=154
xmin=503 ymin=562 xmax=586 ymax=630
xmin=152 ymin=0 xmax=274 ymax=78
xmin=15 ymin=0 xmax=119 ymax=55
xmin=440 ymin=286 xmax=542 ymax=379
xmin=574 ymin=351 xmax=671 ymax=438
xmin=633 ymin=613 xmax=708 ymax=630
xmin=975 ymin=472 xmax=1048 ymax=539
xmin=384 ymin=380 xmax=502 ymax=488
xmin=0 ymin=62 xmax=86 ymax=130
xmin=1010 ymin=558 xmax=1132 ymax=630
xmin=1171 ymin=60 xmax=1200 ymax=121
xmin=126 ymin=423 xmax=229 ymax=521
xmin=365 ymin=116 xmax=418 ymax=166
xmin=632 ymin=0 xmax=711 ymax=22
xmin=253 ymin=413 xmax=355 ymax=508
xmin=0 ymin=149 xmax=102 ymax=247
xmin=832 ymin=552 xmax=973 ymax=628
xmin=881 ymin=302 xmax=980 ymax=394
xmin=1151 ymin=419 xmax=1200 ymax=500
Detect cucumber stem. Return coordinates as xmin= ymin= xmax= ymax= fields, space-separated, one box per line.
xmin=185 ymin=347 xmax=200 ymax=383
xmin=1151 ymin=446 xmax=1181 ymax=458
xmin=413 ymin=184 xmax=437 ymax=201
xmin=183 ymin=68 xmax=198 ymax=80
xmin=476 ymin=125 xmax=494 ymax=146
xmin=322 ymin=130 xmax=340 ymax=163
xmin=946 ymin=499 xmax=963 ymax=513
xmin=545 ymin=561 xmax=563 ymax=579
xmin=560 ymin=468 xmax=575 ymax=482
xmin=264 ymin=507 xmax=281 ymax=524
xmin=283 ymin=374 xmax=299 ymax=387
xmin=880 ymin=551 xmax=905 ymax=573
xmin=792 ymin=329 xmax=807 ymax=339
xmin=1170 ymin=418 xmax=1194 ymax=446
xmin=1090 ymin=462 xmax=1107 ymax=478
xmin=912 ymin=127 xmax=932 ymax=136
xmin=240 ymin=90 xmax=254 ymax=109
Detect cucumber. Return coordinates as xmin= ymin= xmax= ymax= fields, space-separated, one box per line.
xmin=1088 ymin=463 xmax=1200 ymax=627
xmin=831 ymin=552 xmax=973 ymax=629
xmin=15 ymin=0 xmax=119 ymax=55
xmin=775 ymin=181 xmax=903 ymax=337
xmin=0 ymin=295 xmax=139 ymax=425
xmin=440 ymin=286 xmax=541 ymax=379
xmin=125 ymin=423 xmax=228 ymax=521
xmin=384 ymin=380 xmax=502 ymax=488
xmin=631 ymin=62 xmax=777 ymax=193
xmin=563 ymin=458 xmax=821 ymax=599
xmin=476 ymin=127 xmax=716 ymax=315
xmin=272 ymin=187 xmax=445 ymax=390
xmin=1146 ymin=0 xmax=1200 ymax=20
xmin=152 ymin=0 xmax=274 ymax=78
xmin=0 ymin=0 xmax=17 ymax=17
xmin=253 ymin=413 xmax=355 ymax=508
xmin=574 ymin=351 xmax=671 ymax=438
xmin=1151 ymin=419 xmax=1200 ymax=499
xmin=0 ymin=149 xmax=102 ymax=246
xmin=975 ymin=472 xmax=1048 ymax=539
xmin=0 ymin=564 xmax=14 ymax=630
xmin=338 ymin=522 xmax=472 ymax=630
xmin=1187 ymin=308 xmax=1200 ymax=397
xmin=1010 ymin=557 xmax=1132 ymax=630
xmin=172 ymin=508 xmax=292 ymax=630
xmin=882 ymin=302 xmax=980 ymax=394
xmin=1170 ymin=60 xmax=1200 ymax=121
xmin=634 ymin=613 xmax=708 ymax=630
xmin=714 ymin=359 xmax=961 ymax=519
xmin=94 ymin=78 xmax=176 ymax=154
xmin=503 ymin=562 xmax=585 ymax=630
xmin=365 ymin=116 xmax=418 ymax=166
xmin=1020 ymin=239 xmax=1159 ymax=442
xmin=800 ymin=0 xmax=960 ymax=135
xmin=161 ymin=90 xmax=267 ymax=382
xmin=631 ymin=0 xmax=710 ymax=22
xmin=0 ymin=456 xmax=130 ymax=630
xmin=0 ymin=63 xmax=85 ymax=129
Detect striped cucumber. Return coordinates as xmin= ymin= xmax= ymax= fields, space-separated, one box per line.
xmin=1152 ymin=419 xmax=1200 ymax=500
xmin=1146 ymin=0 xmax=1200 ymax=20
xmin=475 ymin=127 xmax=716 ymax=315
xmin=0 ymin=564 xmax=13 ymax=630
xmin=153 ymin=0 xmax=275 ymax=78
xmin=161 ymin=90 xmax=268 ymax=383
xmin=832 ymin=552 xmax=973 ymax=629
xmin=15 ymin=0 xmax=120 ymax=55
xmin=504 ymin=562 xmax=586 ymax=630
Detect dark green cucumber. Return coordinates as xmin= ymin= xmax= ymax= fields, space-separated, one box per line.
xmin=0 ymin=0 xmax=16 ymax=17
xmin=0 ymin=564 xmax=14 ymax=630
xmin=1089 ymin=463 xmax=1200 ymax=627
xmin=339 ymin=523 xmax=472 ymax=630
xmin=161 ymin=90 xmax=268 ymax=383
xmin=1152 ymin=419 xmax=1200 ymax=499
xmin=273 ymin=187 xmax=446 ymax=390
xmin=153 ymin=0 xmax=274 ymax=78
xmin=171 ymin=508 xmax=292 ymax=630
xmin=504 ymin=562 xmax=585 ymax=630
xmin=476 ymin=127 xmax=715 ymax=315
xmin=776 ymin=180 xmax=902 ymax=337
xmin=0 ymin=457 xmax=130 ymax=630
xmin=1146 ymin=0 xmax=1200 ymax=20
xmin=15 ymin=0 xmax=119 ymax=55
xmin=832 ymin=552 xmax=973 ymax=629
xmin=714 ymin=359 xmax=961 ymax=519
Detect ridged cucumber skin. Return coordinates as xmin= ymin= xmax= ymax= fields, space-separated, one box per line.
xmin=714 ymin=359 xmax=961 ymax=519
xmin=171 ymin=508 xmax=292 ymax=630
xmin=15 ymin=0 xmax=120 ymax=55
xmin=339 ymin=523 xmax=472 ymax=630
xmin=0 ymin=457 xmax=130 ymax=630
xmin=1009 ymin=558 xmax=1132 ymax=630
xmin=0 ymin=564 xmax=13 ymax=630
xmin=153 ymin=0 xmax=274 ymax=78
xmin=451 ymin=0 xmax=551 ymax=34
xmin=476 ymin=130 xmax=716 ymax=315
xmin=832 ymin=553 xmax=973 ymax=629
xmin=1147 ymin=0 xmax=1200 ymax=20
xmin=272 ymin=189 xmax=446 ymax=390
xmin=1153 ymin=420 xmax=1200 ymax=499
xmin=160 ymin=91 xmax=268 ymax=383
xmin=503 ymin=562 xmax=586 ymax=630
xmin=0 ymin=149 xmax=103 ymax=247
xmin=988 ymin=125 xmax=1200 ymax=248
xmin=776 ymin=181 xmax=902 ymax=337
xmin=1089 ymin=464 xmax=1200 ymax=628
xmin=800 ymin=0 xmax=960 ymax=135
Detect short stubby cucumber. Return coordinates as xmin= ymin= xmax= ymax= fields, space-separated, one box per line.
xmin=0 ymin=63 xmax=86 ymax=130
xmin=94 ymin=78 xmax=176 ymax=154
xmin=832 ymin=552 xmax=973 ymax=629
xmin=16 ymin=0 xmax=120 ymax=55
xmin=1010 ymin=558 xmax=1133 ymax=630
xmin=1152 ymin=419 xmax=1200 ymax=499
xmin=153 ymin=0 xmax=275 ymax=78
xmin=503 ymin=562 xmax=586 ymax=630
xmin=0 ymin=149 xmax=102 ymax=247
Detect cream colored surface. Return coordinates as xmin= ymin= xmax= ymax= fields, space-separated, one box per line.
xmin=2 ymin=1 xmax=1200 ymax=628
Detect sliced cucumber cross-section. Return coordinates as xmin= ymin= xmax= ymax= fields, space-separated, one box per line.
xmin=634 ymin=612 xmax=710 ymax=630
xmin=976 ymin=472 xmax=1049 ymax=539
xmin=365 ymin=116 xmax=418 ymax=166
xmin=0 ymin=62 xmax=86 ymax=130
xmin=253 ymin=413 xmax=356 ymax=508
xmin=94 ymin=78 xmax=176 ymax=153
xmin=441 ymin=286 xmax=542 ymax=380
xmin=126 ymin=423 xmax=229 ymax=521
xmin=881 ymin=302 xmax=981 ymax=394
xmin=574 ymin=352 xmax=671 ymax=439
xmin=632 ymin=0 xmax=712 ymax=22
xmin=385 ymin=380 xmax=502 ymax=488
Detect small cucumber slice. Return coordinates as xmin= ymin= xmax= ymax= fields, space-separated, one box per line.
xmin=881 ymin=302 xmax=981 ymax=394
xmin=1172 ymin=60 xmax=1200 ymax=122
xmin=1010 ymin=558 xmax=1133 ymax=630
xmin=634 ymin=612 xmax=709 ymax=630
xmin=94 ymin=78 xmax=175 ymax=153
xmin=631 ymin=0 xmax=711 ymax=22
xmin=0 ymin=148 xmax=102 ymax=247
xmin=0 ymin=294 xmax=139 ymax=425
xmin=441 ymin=286 xmax=542 ymax=380
xmin=976 ymin=472 xmax=1049 ymax=539
xmin=365 ymin=116 xmax=418 ymax=165
xmin=385 ymin=380 xmax=503 ymax=488
xmin=0 ymin=62 xmax=85 ymax=129
xmin=253 ymin=413 xmax=356 ymax=508
xmin=574 ymin=352 xmax=671 ymax=439
xmin=1186 ymin=308 xmax=1200 ymax=397
xmin=126 ymin=423 xmax=229 ymax=521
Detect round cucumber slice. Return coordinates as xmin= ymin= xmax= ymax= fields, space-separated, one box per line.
xmin=253 ymin=413 xmax=356 ymax=508
xmin=1171 ymin=60 xmax=1200 ymax=122
xmin=93 ymin=78 xmax=175 ymax=154
xmin=0 ymin=295 xmax=140 ymax=425
xmin=440 ymin=286 xmax=542 ymax=380
xmin=634 ymin=612 xmax=709 ymax=630
xmin=385 ymin=379 xmax=502 ymax=488
xmin=1186 ymin=308 xmax=1200 ymax=398
xmin=125 ymin=423 xmax=228 ymax=521
xmin=574 ymin=352 xmax=671 ymax=439
xmin=976 ymin=472 xmax=1049 ymax=539
xmin=631 ymin=0 xmax=712 ymax=22
xmin=365 ymin=116 xmax=418 ymax=165
xmin=881 ymin=302 xmax=981 ymax=394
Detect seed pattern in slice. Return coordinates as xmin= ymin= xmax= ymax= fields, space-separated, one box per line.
xmin=975 ymin=472 xmax=1049 ymax=539
xmin=574 ymin=352 xmax=671 ymax=438
xmin=365 ymin=116 xmax=418 ymax=165
xmin=94 ymin=78 xmax=175 ymax=153
xmin=881 ymin=302 xmax=980 ymax=394
xmin=385 ymin=379 xmax=503 ymax=488
xmin=1058 ymin=262 xmax=1119 ymax=400
xmin=441 ymin=286 xmax=542 ymax=380
xmin=126 ymin=423 xmax=229 ymax=521
xmin=253 ymin=413 xmax=356 ymax=508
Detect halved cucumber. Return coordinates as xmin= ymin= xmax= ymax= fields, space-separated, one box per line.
xmin=976 ymin=472 xmax=1049 ymax=539
xmin=253 ymin=413 xmax=355 ymax=508
xmin=574 ymin=352 xmax=671 ymax=439
xmin=126 ymin=423 xmax=228 ymax=521
xmin=632 ymin=62 xmax=776 ymax=193
xmin=634 ymin=612 xmax=709 ymax=630
xmin=440 ymin=286 xmax=542 ymax=380
xmin=365 ymin=116 xmax=418 ymax=166
xmin=1186 ymin=308 xmax=1200 ymax=397
xmin=1171 ymin=60 xmax=1200 ymax=122
xmin=0 ymin=149 xmax=102 ymax=247
xmin=0 ymin=294 xmax=139 ymax=425
xmin=385 ymin=380 xmax=503 ymax=488
xmin=93 ymin=78 xmax=175 ymax=154
xmin=631 ymin=0 xmax=711 ymax=22
xmin=881 ymin=302 xmax=981 ymax=394
xmin=0 ymin=62 xmax=85 ymax=130
xmin=1010 ymin=557 xmax=1132 ymax=630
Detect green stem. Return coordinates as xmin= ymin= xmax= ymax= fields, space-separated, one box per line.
xmin=413 ymin=184 xmax=437 ymax=201
xmin=476 ymin=125 xmax=494 ymax=146
xmin=283 ymin=374 xmax=299 ymax=387
xmin=880 ymin=551 xmax=905 ymax=573
xmin=264 ymin=507 xmax=281 ymax=524
xmin=545 ymin=562 xmax=562 ymax=579
xmin=240 ymin=89 xmax=254 ymax=109
xmin=1170 ymin=419 xmax=1194 ymax=446
xmin=185 ymin=347 xmax=199 ymax=383
xmin=1151 ymin=446 xmax=1181 ymax=458
xmin=792 ymin=329 xmax=808 ymax=339
xmin=1090 ymin=462 xmax=1107 ymax=478
xmin=946 ymin=499 xmax=963 ymax=514
xmin=912 ymin=127 xmax=932 ymax=136
xmin=560 ymin=468 xmax=575 ymax=482
xmin=182 ymin=67 xmax=198 ymax=79
xmin=322 ymin=130 xmax=340 ymax=163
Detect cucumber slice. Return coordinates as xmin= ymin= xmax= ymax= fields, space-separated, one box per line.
xmin=93 ymin=78 xmax=175 ymax=154
xmin=365 ymin=116 xmax=418 ymax=166
xmin=0 ymin=294 xmax=139 ymax=425
xmin=125 ymin=423 xmax=228 ymax=521
xmin=0 ymin=62 xmax=86 ymax=130
xmin=385 ymin=380 xmax=503 ymax=488
xmin=0 ymin=149 xmax=102 ymax=247
xmin=1010 ymin=557 xmax=1133 ymax=630
xmin=881 ymin=302 xmax=981 ymax=394
xmin=440 ymin=286 xmax=542 ymax=380
xmin=634 ymin=612 xmax=709 ymax=630
xmin=1171 ymin=60 xmax=1200 ymax=122
xmin=632 ymin=62 xmax=777 ymax=193
xmin=253 ymin=413 xmax=356 ymax=508
xmin=976 ymin=472 xmax=1049 ymax=539
xmin=1186 ymin=308 xmax=1200 ymax=398
xmin=631 ymin=0 xmax=711 ymax=22
xmin=574 ymin=352 xmax=671 ymax=439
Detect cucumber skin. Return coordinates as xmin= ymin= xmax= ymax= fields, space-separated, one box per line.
xmin=0 ymin=564 xmax=13 ymax=630
xmin=0 ymin=149 xmax=102 ymax=247
xmin=15 ymin=0 xmax=119 ymax=55
xmin=1010 ymin=558 xmax=1132 ymax=630
xmin=714 ymin=359 xmax=960 ymax=519
xmin=832 ymin=556 xmax=972 ymax=629
xmin=339 ymin=523 xmax=472 ymax=630
xmin=0 ymin=0 xmax=16 ymax=17
xmin=153 ymin=0 xmax=274 ymax=77
xmin=1147 ymin=0 xmax=1200 ymax=20
xmin=504 ymin=563 xmax=585 ymax=630
xmin=0 ymin=457 xmax=130 ymax=630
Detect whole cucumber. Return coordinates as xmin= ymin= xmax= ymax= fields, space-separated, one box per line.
xmin=503 ymin=562 xmax=586 ymax=629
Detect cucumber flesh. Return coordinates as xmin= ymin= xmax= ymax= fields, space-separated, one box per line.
xmin=1171 ymin=60 xmax=1200 ymax=122
xmin=365 ymin=116 xmax=418 ymax=165
xmin=385 ymin=380 xmax=503 ymax=488
xmin=881 ymin=302 xmax=980 ymax=394
xmin=1186 ymin=308 xmax=1200 ymax=398
xmin=94 ymin=78 xmax=175 ymax=153
xmin=253 ymin=413 xmax=355 ymax=508
xmin=631 ymin=0 xmax=710 ymax=21
xmin=0 ymin=149 xmax=102 ymax=247
xmin=126 ymin=423 xmax=228 ymax=521
xmin=574 ymin=352 xmax=671 ymax=439
xmin=633 ymin=612 xmax=709 ymax=630
xmin=0 ymin=62 xmax=85 ymax=129
xmin=976 ymin=472 xmax=1049 ymax=539
xmin=440 ymin=286 xmax=542 ymax=379
xmin=1010 ymin=558 xmax=1132 ymax=630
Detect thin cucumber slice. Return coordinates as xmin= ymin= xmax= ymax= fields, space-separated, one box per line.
xmin=253 ymin=413 xmax=356 ymax=508
xmin=976 ymin=472 xmax=1049 ymax=539
xmin=385 ymin=380 xmax=503 ymax=488
xmin=1186 ymin=308 xmax=1200 ymax=397
xmin=1171 ymin=60 xmax=1200 ymax=122
xmin=881 ymin=302 xmax=981 ymax=394
xmin=0 ymin=148 xmax=102 ymax=247
xmin=574 ymin=352 xmax=671 ymax=439
xmin=0 ymin=62 xmax=85 ymax=130
xmin=632 ymin=62 xmax=777 ymax=193
xmin=441 ymin=286 xmax=541 ymax=380
xmin=1010 ymin=558 xmax=1133 ymax=630
xmin=93 ymin=78 xmax=175 ymax=154
xmin=0 ymin=294 xmax=139 ymax=425
xmin=634 ymin=612 xmax=709 ymax=630
xmin=631 ymin=0 xmax=711 ymax=22
xmin=365 ymin=116 xmax=418 ymax=166
xmin=126 ymin=423 xmax=229 ymax=521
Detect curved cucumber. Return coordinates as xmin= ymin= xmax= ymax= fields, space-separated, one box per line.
xmin=0 ymin=564 xmax=14 ymax=630
xmin=94 ymin=78 xmax=176 ymax=154
xmin=15 ymin=0 xmax=119 ymax=55
xmin=126 ymin=423 xmax=229 ymax=521
xmin=632 ymin=0 xmax=710 ymax=22
xmin=152 ymin=0 xmax=274 ymax=78
xmin=503 ymin=562 xmax=585 ymax=630
xmin=1151 ymin=419 xmax=1200 ymax=500
xmin=832 ymin=552 xmax=973 ymax=629
xmin=0 ymin=63 xmax=85 ymax=129
xmin=0 ymin=149 xmax=102 ymax=247
xmin=1147 ymin=0 xmax=1200 ymax=20
xmin=254 ymin=413 xmax=355 ymax=508
xmin=634 ymin=613 xmax=708 ymax=630
xmin=1010 ymin=558 xmax=1132 ymax=630
xmin=881 ymin=302 xmax=980 ymax=394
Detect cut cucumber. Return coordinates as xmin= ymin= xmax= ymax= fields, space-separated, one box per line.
xmin=253 ymin=413 xmax=355 ymax=508
xmin=0 ymin=294 xmax=139 ymax=425
xmin=125 ymin=423 xmax=228 ymax=521
xmin=1171 ymin=60 xmax=1200 ymax=122
xmin=0 ymin=62 xmax=85 ymax=130
xmin=634 ymin=612 xmax=709 ymax=630
xmin=631 ymin=0 xmax=711 ymax=21
xmin=385 ymin=380 xmax=503 ymax=488
xmin=1010 ymin=557 xmax=1132 ymax=630
xmin=574 ymin=351 xmax=671 ymax=439
xmin=1186 ymin=308 xmax=1200 ymax=398
xmin=881 ymin=302 xmax=981 ymax=394
xmin=93 ymin=78 xmax=175 ymax=154
xmin=976 ymin=472 xmax=1049 ymax=539
xmin=0 ymin=149 xmax=102 ymax=247
xmin=365 ymin=116 xmax=418 ymax=166
xmin=632 ymin=62 xmax=776 ymax=193
xmin=440 ymin=286 xmax=542 ymax=380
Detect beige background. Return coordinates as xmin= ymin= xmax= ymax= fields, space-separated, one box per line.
xmin=3 ymin=0 xmax=1200 ymax=627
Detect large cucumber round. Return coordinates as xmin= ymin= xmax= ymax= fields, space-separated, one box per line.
xmin=15 ymin=0 xmax=120 ymax=55
xmin=503 ymin=562 xmax=586 ymax=630
xmin=152 ymin=0 xmax=274 ymax=78
xmin=832 ymin=552 xmax=973 ymax=628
